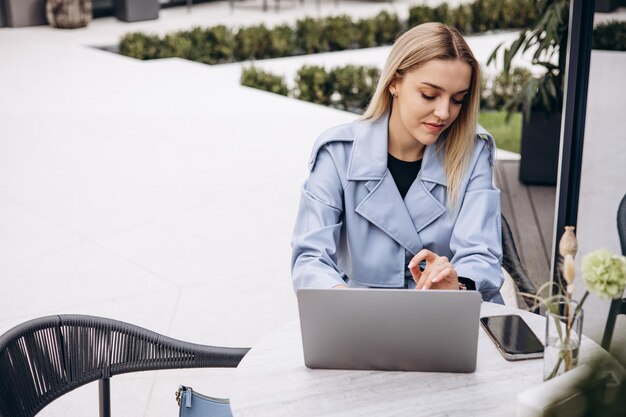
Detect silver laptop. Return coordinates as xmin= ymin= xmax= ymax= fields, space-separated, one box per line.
xmin=297 ymin=288 xmax=482 ymax=373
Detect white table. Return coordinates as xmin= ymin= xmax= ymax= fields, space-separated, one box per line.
xmin=230 ymin=303 xmax=609 ymax=417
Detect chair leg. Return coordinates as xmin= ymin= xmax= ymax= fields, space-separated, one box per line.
xmin=601 ymin=298 xmax=623 ymax=350
xmin=99 ymin=378 xmax=111 ymax=417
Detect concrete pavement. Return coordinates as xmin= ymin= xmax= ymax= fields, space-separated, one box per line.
xmin=1 ymin=1 xmax=625 ymax=415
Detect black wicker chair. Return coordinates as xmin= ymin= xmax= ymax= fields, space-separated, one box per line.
xmin=501 ymin=214 xmax=539 ymax=311
xmin=601 ymin=193 xmax=626 ymax=350
xmin=0 ymin=315 xmax=250 ymax=417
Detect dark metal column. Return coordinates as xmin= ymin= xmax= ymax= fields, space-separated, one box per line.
xmin=550 ymin=0 xmax=596 ymax=287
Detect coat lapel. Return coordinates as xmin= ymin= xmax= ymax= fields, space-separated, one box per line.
xmin=404 ymin=142 xmax=447 ymax=232
xmin=348 ymin=116 xmax=426 ymax=254
xmin=355 ymin=172 xmax=424 ymax=254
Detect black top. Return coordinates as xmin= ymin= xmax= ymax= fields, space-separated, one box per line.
xmin=388 ymin=153 xmax=477 ymax=291
xmin=387 ymin=153 xmax=422 ymax=199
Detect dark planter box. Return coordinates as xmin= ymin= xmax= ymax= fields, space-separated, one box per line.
xmin=519 ymin=111 xmax=562 ymax=185
xmin=596 ymin=0 xmax=620 ymax=12
xmin=0 ymin=0 xmax=7 ymax=27
xmin=5 ymin=0 xmax=46 ymax=27
xmin=113 ymin=0 xmax=158 ymax=21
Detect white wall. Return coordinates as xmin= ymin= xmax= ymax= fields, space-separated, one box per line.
xmin=575 ymin=49 xmax=626 ymax=363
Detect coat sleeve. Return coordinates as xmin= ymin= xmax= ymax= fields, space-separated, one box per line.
xmin=291 ymin=147 xmax=346 ymax=290
xmin=450 ymin=137 xmax=504 ymax=301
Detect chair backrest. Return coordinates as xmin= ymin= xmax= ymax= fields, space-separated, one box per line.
xmin=501 ymin=214 xmax=538 ymax=311
xmin=601 ymin=193 xmax=626 ymax=350
xmin=0 ymin=315 xmax=249 ymax=417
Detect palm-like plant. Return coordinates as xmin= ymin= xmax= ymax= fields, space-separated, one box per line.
xmin=487 ymin=0 xmax=569 ymax=119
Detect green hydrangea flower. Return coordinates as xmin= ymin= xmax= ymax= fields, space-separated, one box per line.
xmin=582 ymin=249 xmax=626 ymax=299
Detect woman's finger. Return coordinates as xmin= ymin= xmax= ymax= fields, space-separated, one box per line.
xmin=408 ymin=249 xmax=437 ymax=269
xmin=425 ymin=267 xmax=453 ymax=289
xmin=410 ymin=249 xmax=440 ymax=287
xmin=409 ymin=261 xmax=422 ymax=282
xmin=418 ymin=263 xmax=446 ymax=289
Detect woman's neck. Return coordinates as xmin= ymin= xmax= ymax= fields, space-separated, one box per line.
xmin=388 ymin=112 xmax=425 ymax=162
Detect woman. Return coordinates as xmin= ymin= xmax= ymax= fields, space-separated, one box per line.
xmin=291 ymin=22 xmax=504 ymax=302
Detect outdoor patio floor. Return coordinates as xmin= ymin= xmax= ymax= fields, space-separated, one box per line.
xmin=1 ymin=1 xmax=625 ymax=416
xmin=496 ymin=160 xmax=555 ymax=291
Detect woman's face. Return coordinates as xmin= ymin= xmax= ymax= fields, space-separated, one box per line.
xmin=388 ymin=59 xmax=472 ymax=154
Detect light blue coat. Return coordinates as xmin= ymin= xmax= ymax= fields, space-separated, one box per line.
xmin=291 ymin=115 xmax=504 ymax=301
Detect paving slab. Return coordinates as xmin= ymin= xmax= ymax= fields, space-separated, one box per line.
xmin=2 ymin=2 xmax=625 ymax=416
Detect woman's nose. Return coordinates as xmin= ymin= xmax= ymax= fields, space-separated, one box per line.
xmin=433 ymin=100 xmax=450 ymax=121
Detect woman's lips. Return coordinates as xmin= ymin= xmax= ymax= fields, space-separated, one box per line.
xmin=423 ymin=123 xmax=445 ymax=133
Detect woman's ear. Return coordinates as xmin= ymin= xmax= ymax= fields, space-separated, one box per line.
xmin=388 ymin=81 xmax=397 ymax=97
xmin=388 ymin=74 xmax=401 ymax=97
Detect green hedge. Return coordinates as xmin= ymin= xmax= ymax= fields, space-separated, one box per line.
xmin=240 ymin=64 xmax=380 ymax=113
xmin=593 ymin=21 xmax=626 ymax=51
xmin=481 ymin=67 xmax=533 ymax=111
xmin=240 ymin=66 xmax=289 ymax=96
xmin=242 ymin=63 xmax=533 ymax=116
xmin=119 ymin=32 xmax=161 ymax=60
xmin=118 ymin=0 xmax=540 ymax=62
xmin=120 ymin=2 xmax=625 ymax=64
xmin=407 ymin=0 xmax=537 ymax=34
xmin=120 ymin=11 xmax=401 ymax=62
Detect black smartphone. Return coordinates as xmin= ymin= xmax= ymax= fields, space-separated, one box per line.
xmin=480 ymin=315 xmax=544 ymax=361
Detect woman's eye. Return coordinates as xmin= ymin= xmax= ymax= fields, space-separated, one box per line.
xmin=420 ymin=92 xmax=435 ymax=101
xmin=451 ymin=97 xmax=464 ymax=105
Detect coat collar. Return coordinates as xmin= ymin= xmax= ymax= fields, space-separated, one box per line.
xmin=347 ymin=113 xmax=447 ymax=186
xmin=349 ymin=113 xmax=448 ymax=253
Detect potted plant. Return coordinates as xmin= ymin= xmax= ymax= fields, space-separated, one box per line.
xmin=46 ymin=0 xmax=92 ymax=28
xmin=488 ymin=0 xmax=569 ymax=185
xmin=525 ymin=226 xmax=626 ymax=381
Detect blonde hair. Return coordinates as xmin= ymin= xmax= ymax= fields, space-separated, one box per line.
xmin=362 ymin=22 xmax=481 ymax=208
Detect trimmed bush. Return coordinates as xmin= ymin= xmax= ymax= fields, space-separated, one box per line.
xmin=331 ymin=65 xmax=380 ymax=112
xmin=166 ymin=27 xmax=196 ymax=61
xmin=241 ymin=64 xmax=380 ymax=114
xmin=480 ymin=71 xmax=491 ymax=110
xmin=295 ymin=65 xmax=334 ymax=105
xmin=235 ymin=25 xmax=272 ymax=60
xmin=470 ymin=0 xmax=536 ymax=32
xmin=470 ymin=0 xmax=496 ymax=32
xmin=159 ymin=26 xmax=235 ymax=64
xmin=373 ymin=11 xmax=401 ymax=45
xmin=407 ymin=5 xmax=433 ymax=28
xmin=482 ymin=67 xmax=533 ymax=111
xmin=119 ymin=32 xmax=161 ymax=60
xmin=323 ymin=15 xmax=359 ymax=51
xmin=431 ymin=3 xmax=451 ymax=25
xmin=356 ymin=17 xmax=378 ymax=48
xmin=593 ymin=20 xmax=626 ymax=51
xmin=159 ymin=31 xmax=193 ymax=59
xmin=240 ymin=66 xmax=289 ymax=96
xmin=118 ymin=0 xmax=547 ymax=64
xmin=500 ymin=0 xmax=537 ymax=30
xmin=407 ymin=1 xmax=537 ymax=33
xmin=268 ymin=24 xmax=296 ymax=57
xmin=201 ymin=25 xmax=236 ymax=64
xmin=449 ymin=4 xmax=473 ymax=34
xmin=295 ymin=17 xmax=329 ymax=54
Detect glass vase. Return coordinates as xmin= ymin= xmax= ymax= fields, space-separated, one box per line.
xmin=543 ymin=300 xmax=584 ymax=381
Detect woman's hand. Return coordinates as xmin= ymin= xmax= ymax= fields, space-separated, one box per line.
xmin=408 ymin=249 xmax=459 ymax=290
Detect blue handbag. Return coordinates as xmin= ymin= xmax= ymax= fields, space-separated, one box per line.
xmin=176 ymin=385 xmax=233 ymax=417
